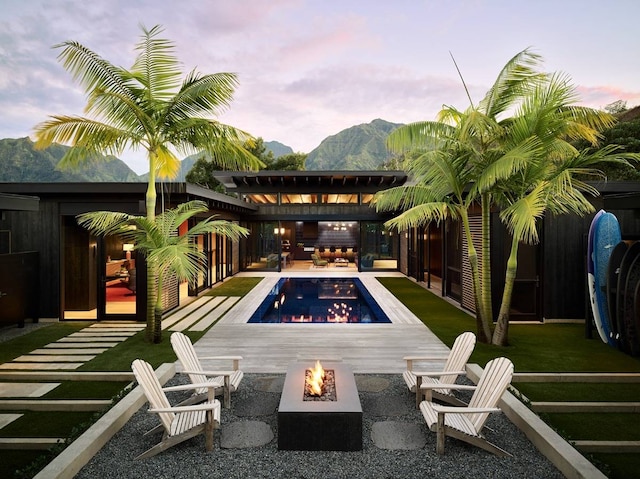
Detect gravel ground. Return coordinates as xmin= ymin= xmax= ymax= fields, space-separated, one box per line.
xmin=76 ymin=373 xmax=564 ymax=479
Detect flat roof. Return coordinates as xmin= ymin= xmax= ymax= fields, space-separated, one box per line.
xmin=0 ymin=182 xmax=256 ymax=213
xmin=0 ymin=192 xmax=39 ymax=211
xmin=213 ymin=171 xmax=408 ymax=193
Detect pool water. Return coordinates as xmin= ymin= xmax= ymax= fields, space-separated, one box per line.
xmin=248 ymin=277 xmax=391 ymax=323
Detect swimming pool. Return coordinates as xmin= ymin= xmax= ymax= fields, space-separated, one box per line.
xmin=248 ymin=277 xmax=391 ymax=323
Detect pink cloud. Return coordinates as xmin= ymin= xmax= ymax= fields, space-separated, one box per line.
xmin=576 ymin=85 xmax=640 ymax=110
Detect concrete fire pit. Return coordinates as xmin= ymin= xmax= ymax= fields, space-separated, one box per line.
xmin=278 ymin=361 xmax=362 ymax=451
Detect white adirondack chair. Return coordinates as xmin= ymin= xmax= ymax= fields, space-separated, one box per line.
xmin=131 ymin=359 xmax=221 ymax=460
xmin=170 ymin=332 xmax=243 ymax=408
xmin=419 ymin=356 xmax=514 ymax=456
xmin=403 ymin=331 xmax=476 ymax=408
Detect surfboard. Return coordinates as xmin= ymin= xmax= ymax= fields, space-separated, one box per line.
xmin=587 ymin=210 xmax=606 ymax=344
xmin=592 ymin=211 xmax=621 ymax=346
xmin=617 ymin=241 xmax=640 ymax=354
xmin=625 ymin=253 xmax=640 ymax=356
xmin=607 ymin=241 xmax=628 ymax=346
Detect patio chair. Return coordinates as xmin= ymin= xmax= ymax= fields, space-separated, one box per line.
xmin=131 ymin=359 xmax=221 ymax=460
xmin=170 ymin=332 xmax=243 ymax=408
xmin=403 ymin=331 xmax=476 ymax=408
xmin=311 ymin=253 xmax=328 ymax=268
xmin=420 ymin=356 xmax=514 ymax=456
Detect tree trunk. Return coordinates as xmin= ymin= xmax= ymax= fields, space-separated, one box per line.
xmin=492 ymin=235 xmax=519 ymax=346
xmin=480 ymin=193 xmax=493 ymax=325
xmin=460 ymin=209 xmax=492 ymax=343
xmin=153 ymin=273 xmax=164 ymax=343
xmin=145 ymin=155 xmax=158 ymax=342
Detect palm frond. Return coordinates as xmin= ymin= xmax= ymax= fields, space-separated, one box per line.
xmin=386 ymin=121 xmax=456 ymax=153
xmin=170 ymin=71 xmax=240 ymax=119
xmin=499 ymin=183 xmax=546 ymax=244
xmin=480 ymin=48 xmax=545 ymax=119
xmin=384 ymin=202 xmax=454 ymax=232
xmin=53 ymin=40 xmax=135 ymax=101
xmin=34 ymin=116 xmax=136 ymax=166
xmin=132 ymin=24 xmax=182 ymax=101
xmin=373 ymin=185 xmax=440 ymax=212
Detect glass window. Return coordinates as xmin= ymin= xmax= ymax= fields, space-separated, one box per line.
xmin=359 ymin=221 xmax=398 ymax=270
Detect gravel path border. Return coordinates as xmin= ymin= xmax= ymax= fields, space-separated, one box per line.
xmin=75 ymin=373 xmax=564 ymax=479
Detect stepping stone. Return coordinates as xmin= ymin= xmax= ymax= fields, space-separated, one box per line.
xmin=13 ymin=355 xmax=96 ymax=362
xmin=371 ymin=421 xmax=426 ymax=450
xmin=31 ymin=348 xmax=108 ymax=355
xmin=0 ymin=363 xmax=83 ymax=370
xmin=190 ymin=296 xmax=241 ymax=331
xmin=220 ymin=421 xmax=274 ymax=448
xmin=169 ymin=296 xmax=226 ymax=332
xmin=355 ymin=376 xmax=390 ymax=392
xmin=0 ymin=414 xmax=22 ymax=429
xmin=253 ymin=376 xmax=285 ymax=393
xmin=57 ymin=334 xmax=127 ymax=346
xmin=233 ymin=395 xmax=279 ymax=417
xmin=45 ymin=342 xmax=119 ymax=348
xmin=362 ymin=394 xmax=409 ymax=417
xmin=162 ymin=297 xmax=216 ymax=329
xmin=71 ymin=331 xmax=137 ymax=337
xmin=0 ymin=383 xmax=59 ymax=397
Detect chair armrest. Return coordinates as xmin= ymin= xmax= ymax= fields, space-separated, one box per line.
xmin=149 ymin=400 xmax=220 ymax=414
xmin=180 ymin=370 xmax=235 ymax=377
xmin=432 ymin=405 xmax=500 ymax=414
xmin=420 ymin=383 xmax=476 ymax=391
xmin=412 ymin=370 xmax=467 ymax=378
xmin=162 ymin=382 xmax=223 ymax=393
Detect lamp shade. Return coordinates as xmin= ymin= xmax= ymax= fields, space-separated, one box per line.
xmin=123 ymin=243 xmax=134 ymax=260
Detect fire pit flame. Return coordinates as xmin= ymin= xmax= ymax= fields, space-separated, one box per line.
xmin=307 ymin=360 xmax=326 ymax=396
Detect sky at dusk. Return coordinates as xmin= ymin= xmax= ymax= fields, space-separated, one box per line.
xmin=1 ymin=0 xmax=639 ymax=174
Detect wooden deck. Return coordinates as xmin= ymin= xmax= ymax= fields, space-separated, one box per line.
xmin=193 ymin=272 xmax=451 ymax=374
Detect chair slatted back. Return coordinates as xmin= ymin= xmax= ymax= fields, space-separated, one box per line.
xmin=131 ymin=359 xmax=174 ymax=433
xmin=171 ymin=332 xmax=208 ymax=385
xmin=467 ymin=357 xmax=514 ymax=432
xmin=439 ymin=332 xmax=476 ymax=385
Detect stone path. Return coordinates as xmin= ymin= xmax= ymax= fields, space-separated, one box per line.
xmin=161 ymin=296 xmax=239 ymax=332
xmin=0 ymin=322 xmax=144 ymax=447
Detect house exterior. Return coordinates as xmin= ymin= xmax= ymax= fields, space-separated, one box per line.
xmin=2 ymin=175 xmax=639 ymax=327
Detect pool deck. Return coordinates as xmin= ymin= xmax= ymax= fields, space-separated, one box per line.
xmin=194 ymin=271 xmax=452 ymax=374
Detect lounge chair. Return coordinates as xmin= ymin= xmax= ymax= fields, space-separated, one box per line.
xmin=311 ymin=253 xmax=328 ymax=268
xmin=131 ymin=359 xmax=221 ymax=460
xmin=170 ymin=332 xmax=243 ymax=408
xmin=403 ymin=331 xmax=476 ymax=408
xmin=419 ymin=356 xmax=514 ymax=456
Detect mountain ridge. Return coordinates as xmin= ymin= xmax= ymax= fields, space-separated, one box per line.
xmin=0 ymin=119 xmax=403 ymax=182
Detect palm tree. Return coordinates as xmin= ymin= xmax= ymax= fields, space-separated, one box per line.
xmin=77 ymin=201 xmax=249 ymax=343
xmin=376 ymin=49 xmax=543 ymax=343
xmin=34 ymin=25 xmax=261 ymax=341
xmin=486 ymin=73 xmax=638 ymax=345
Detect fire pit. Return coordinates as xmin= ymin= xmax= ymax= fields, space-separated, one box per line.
xmin=278 ymin=361 xmax=362 ymax=451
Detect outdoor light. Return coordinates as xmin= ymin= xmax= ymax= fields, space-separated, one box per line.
xmin=123 ymin=243 xmax=134 ymax=260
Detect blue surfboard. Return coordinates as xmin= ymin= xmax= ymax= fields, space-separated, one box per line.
xmin=587 ymin=210 xmax=606 ymax=343
xmin=592 ymin=211 xmax=621 ymax=346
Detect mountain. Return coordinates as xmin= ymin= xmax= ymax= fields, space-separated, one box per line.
xmin=265 ymin=141 xmax=293 ymax=158
xmin=0 ymin=119 xmax=403 ymax=183
xmin=304 ymin=119 xmax=402 ymax=170
xmin=0 ymin=137 xmax=142 ymax=182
